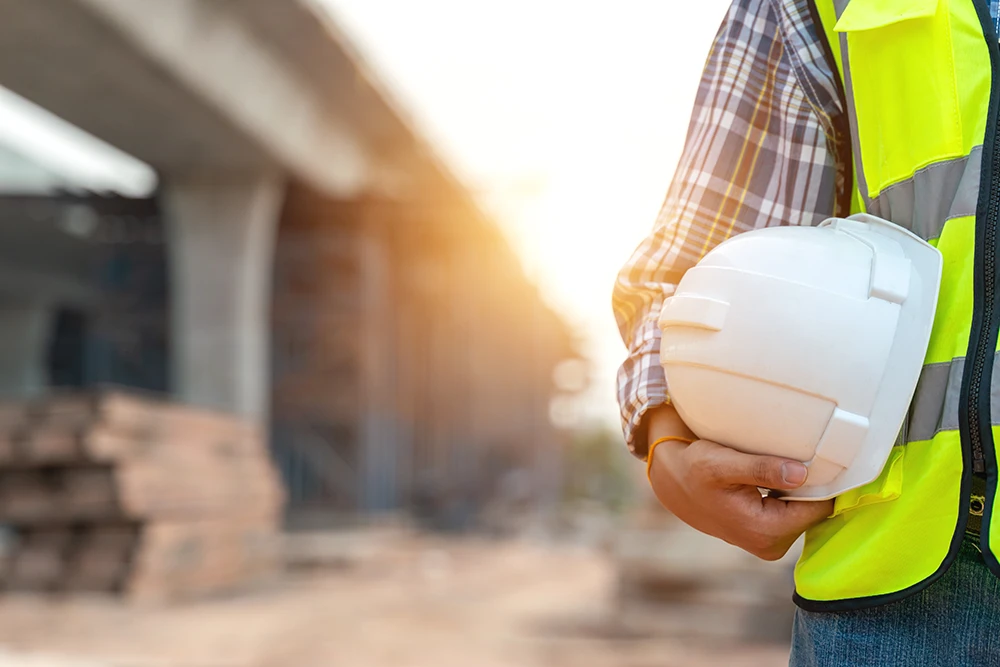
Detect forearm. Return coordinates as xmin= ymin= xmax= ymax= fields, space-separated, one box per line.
xmin=613 ymin=0 xmax=843 ymax=458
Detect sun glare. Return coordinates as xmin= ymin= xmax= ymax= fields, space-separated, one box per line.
xmin=320 ymin=0 xmax=732 ymax=424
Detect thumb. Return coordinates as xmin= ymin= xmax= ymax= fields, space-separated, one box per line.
xmin=703 ymin=441 xmax=809 ymax=490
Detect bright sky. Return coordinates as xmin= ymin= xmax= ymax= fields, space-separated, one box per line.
xmin=318 ymin=0 xmax=731 ymax=426
xmin=0 ymin=1 xmax=730 ymax=429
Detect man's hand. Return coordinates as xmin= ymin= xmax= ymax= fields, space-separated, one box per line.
xmin=645 ymin=404 xmax=834 ymax=561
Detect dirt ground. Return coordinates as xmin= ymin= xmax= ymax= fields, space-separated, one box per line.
xmin=0 ymin=534 xmax=790 ymax=667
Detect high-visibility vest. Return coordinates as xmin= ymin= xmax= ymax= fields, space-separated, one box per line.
xmin=798 ymin=0 xmax=1000 ymax=611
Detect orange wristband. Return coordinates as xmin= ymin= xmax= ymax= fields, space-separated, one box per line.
xmin=646 ymin=435 xmax=695 ymax=480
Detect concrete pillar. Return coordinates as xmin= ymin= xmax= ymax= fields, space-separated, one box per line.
xmin=0 ymin=301 xmax=52 ymax=399
xmin=163 ymin=172 xmax=285 ymax=423
xmin=358 ymin=219 xmax=399 ymax=512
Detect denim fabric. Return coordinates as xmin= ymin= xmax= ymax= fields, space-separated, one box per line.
xmin=790 ymin=537 xmax=1000 ymax=667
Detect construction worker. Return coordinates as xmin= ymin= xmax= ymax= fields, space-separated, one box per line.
xmin=613 ymin=1 xmax=1000 ymax=665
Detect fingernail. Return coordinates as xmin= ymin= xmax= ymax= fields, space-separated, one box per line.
xmin=782 ymin=462 xmax=808 ymax=486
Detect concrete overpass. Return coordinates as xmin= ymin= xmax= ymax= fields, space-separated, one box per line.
xmin=0 ymin=0 xmax=478 ymax=422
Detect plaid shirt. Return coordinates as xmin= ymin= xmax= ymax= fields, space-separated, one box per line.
xmin=614 ymin=0 xmax=1000 ymax=459
xmin=612 ymin=0 xmax=851 ymax=459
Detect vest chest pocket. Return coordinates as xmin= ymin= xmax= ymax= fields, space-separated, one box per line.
xmin=835 ymin=0 xmax=967 ymax=200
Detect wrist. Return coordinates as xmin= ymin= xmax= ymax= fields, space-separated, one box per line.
xmin=646 ymin=434 xmax=694 ymax=480
xmin=646 ymin=404 xmax=697 ymax=450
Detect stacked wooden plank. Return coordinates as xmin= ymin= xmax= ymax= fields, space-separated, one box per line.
xmin=0 ymin=390 xmax=286 ymax=601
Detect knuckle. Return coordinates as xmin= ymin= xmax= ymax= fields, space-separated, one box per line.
xmin=752 ymin=458 xmax=778 ymax=487
xmin=701 ymin=460 xmax=728 ymax=485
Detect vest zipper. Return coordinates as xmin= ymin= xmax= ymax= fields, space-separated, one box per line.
xmin=966 ymin=0 xmax=1000 ymax=560
xmin=966 ymin=153 xmax=999 ymax=477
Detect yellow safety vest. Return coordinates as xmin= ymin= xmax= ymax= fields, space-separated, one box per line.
xmin=799 ymin=0 xmax=1000 ymax=610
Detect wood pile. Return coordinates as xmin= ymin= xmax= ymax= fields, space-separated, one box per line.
xmin=0 ymin=390 xmax=286 ymax=601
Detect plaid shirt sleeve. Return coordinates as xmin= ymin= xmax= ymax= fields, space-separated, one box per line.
xmin=612 ymin=0 xmax=850 ymax=459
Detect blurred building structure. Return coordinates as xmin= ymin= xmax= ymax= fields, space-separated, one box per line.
xmin=0 ymin=0 xmax=578 ymax=525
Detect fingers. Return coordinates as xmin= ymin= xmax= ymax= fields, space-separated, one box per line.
xmin=716 ymin=492 xmax=834 ymax=561
xmin=648 ymin=437 xmax=835 ymax=563
xmin=721 ymin=486 xmax=833 ymax=530
xmin=756 ymin=496 xmax=834 ymax=560
xmin=693 ymin=440 xmax=809 ymax=491
xmin=762 ymin=496 xmax=835 ymax=527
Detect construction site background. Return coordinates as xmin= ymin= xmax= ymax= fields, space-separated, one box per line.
xmin=0 ymin=420 xmax=798 ymax=666
xmin=0 ymin=1 xmax=797 ymax=665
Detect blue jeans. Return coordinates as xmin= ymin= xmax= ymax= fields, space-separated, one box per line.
xmin=790 ymin=536 xmax=1000 ymax=667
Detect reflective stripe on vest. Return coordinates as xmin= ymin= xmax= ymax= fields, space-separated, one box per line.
xmin=868 ymin=149 xmax=981 ymax=242
xmin=907 ymin=354 xmax=1000 ymax=443
xmin=795 ymin=0 xmax=997 ymax=610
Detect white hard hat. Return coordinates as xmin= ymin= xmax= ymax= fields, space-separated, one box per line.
xmin=658 ymin=214 xmax=942 ymax=500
